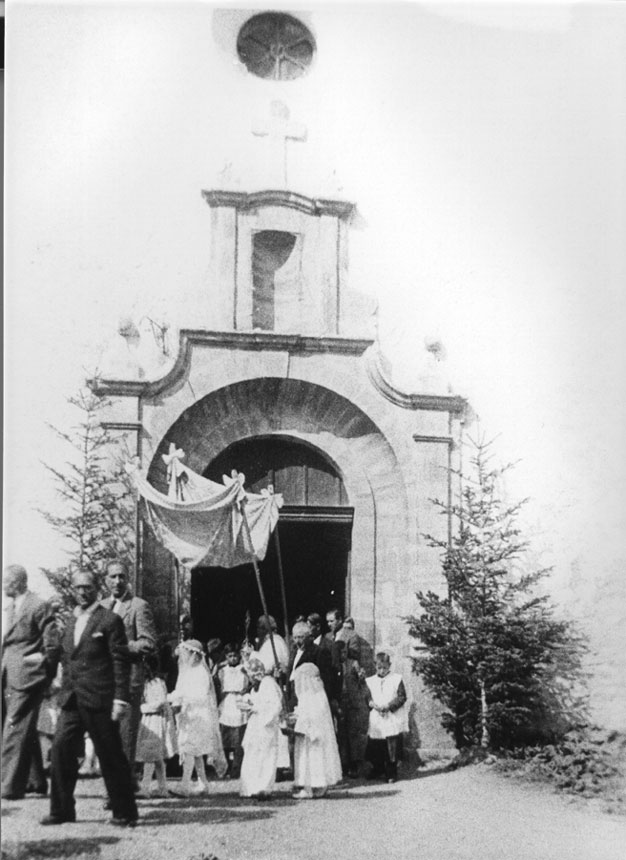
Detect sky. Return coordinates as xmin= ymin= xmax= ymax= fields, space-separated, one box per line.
xmin=4 ymin=0 xmax=626 ymax=659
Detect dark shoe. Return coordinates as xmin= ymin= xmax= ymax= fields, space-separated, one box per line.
xmin=1 ymin=793 xmax=25 ymax=800
xmin=109 ymin=816 xmax=138 ymax=827
xmin=26 ymin=785 xmax=48 ymax=796
xmin=40 ymin=814 xmax=76 ymax=825
xmin=275 ymin=768 xmax=293 ymax=782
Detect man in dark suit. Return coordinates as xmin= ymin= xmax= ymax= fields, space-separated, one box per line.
xmin=335 ymin=616 xmax=375 ymax=778
xmin=2 ymin=564 xmax=59 ymax=799
xmin=100 ymin=559 xmax=157 ymax=772
xmin=307 ymin=612 xmax=340 ymax=709
xmin=42 ymin=570 xmax=138 ymax=826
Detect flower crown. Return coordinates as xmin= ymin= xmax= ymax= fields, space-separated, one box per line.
xmin=179 ymin=638 xmax=204 ymax=656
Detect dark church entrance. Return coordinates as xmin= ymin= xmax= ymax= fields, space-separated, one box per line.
xmin=190 ymin=436 xmax=353 ymax=645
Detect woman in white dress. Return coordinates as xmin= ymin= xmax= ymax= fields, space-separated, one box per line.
xmin=291 ymin=663 xmax=343 ymax=798
xmin=169 ymin=639 xmax=227 ymax=795
xmin=239 ymin=657 xmax=283 ymax=799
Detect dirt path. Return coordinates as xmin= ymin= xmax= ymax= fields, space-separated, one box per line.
xmin=2 ymin=765 xmax=624 ymax=860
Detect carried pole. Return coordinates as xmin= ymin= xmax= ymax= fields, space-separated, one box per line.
xmin=273 ymin=524 xmax=291 ymax=650
xmin=240 ymin=501 xmax=290 ymax=714
xmin=166 ymin=447 xmax=187 ymax=629
xmin=240 ymin=501 xmax=281 ymax=674
xmin=174 ymin=559 xmax=181 ymax=629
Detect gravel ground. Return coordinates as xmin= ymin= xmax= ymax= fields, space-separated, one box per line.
xmin=2 ymin=764 xmax=625 ymax=860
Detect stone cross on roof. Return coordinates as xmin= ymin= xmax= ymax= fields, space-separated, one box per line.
xmin=252 ymin=100 xmax=307 ymax=188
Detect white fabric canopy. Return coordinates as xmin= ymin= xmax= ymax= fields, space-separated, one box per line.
xmin=126 ymin=448 xmax=283 ymax=569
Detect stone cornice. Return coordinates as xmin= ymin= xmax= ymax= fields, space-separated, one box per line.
xmin=90 ymin=330 xmax=374 ymax=399
xmin=365 ymin=345 xmax=468 ymax=414
xmin=413 ymin=434 xmax=454 ymax=445
xmin=201 ymin=189 xmax=355 ymax=219
xmin=101 ymin=421 xmax=143 ymax=431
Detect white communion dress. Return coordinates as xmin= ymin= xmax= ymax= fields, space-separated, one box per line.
xmin=293 ymin=663 xmax=343 ymax=796
xmin=170 ymin=654 xmax=227 ymax=777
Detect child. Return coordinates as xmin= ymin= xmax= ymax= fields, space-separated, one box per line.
xmin=364 ymin=652 xmax=408 ymax=783
xmin=291 ymin=663 xmax=342 ymax=799
xmin=136 ymin=653 xmax=177 ymax=797
xmin=238 ymin=656 xmax=283 ymax=800
xmin=217 ymin=643 xmax=249 ymax=779
xmin=169 ymin=638 xmax=227 ymax=796
xmin=37 ymin=667 xmax=62 ymax=776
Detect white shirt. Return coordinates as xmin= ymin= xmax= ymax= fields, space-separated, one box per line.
xmin=4 ymin=591 xmax=27 ymax=621
xmin=313 ymin=635 xmax=322 ymax=646
xmin=73 ymin=602 xmax=98 ymax=647
xmin=2 ymin=593 xmax=27 ymax=640
xmin=111 ymin=590 xmax=131 ymax=616
xmin=13 ymin=592 xmax=28 ymax=616
xmin=290 ymin=647 xmax=305 ymax=681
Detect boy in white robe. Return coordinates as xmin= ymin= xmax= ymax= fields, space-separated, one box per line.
xmin=239 ymin=657 xmax=283 ymax=799
xmin=365 ymin=652 xmax=408 ymax=783
xmin=256 ymin=615 xmax=291 ymax=772
xmin=217 ymin=643 xmax=249 ymax=779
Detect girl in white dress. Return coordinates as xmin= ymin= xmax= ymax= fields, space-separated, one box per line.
xmin=169 ymin=639 xmax=227 ymax=795
xmin=291 ymin=663 xmax=343 ymax=799
xmin=238 ymin=657 xmax=283 ymax=799
xmin=136 ymin=654 xmax=177 ymax=797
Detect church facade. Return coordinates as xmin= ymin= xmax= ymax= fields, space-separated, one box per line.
xmin=95 ymin=10 xmax=468 ymax=751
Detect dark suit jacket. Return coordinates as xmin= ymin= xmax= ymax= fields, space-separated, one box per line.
xmin=323 ymin=632 xmax=345 ymax=699
xmin=58 ymin=605 xmax=130 ymax=710
xmin=315 ymin=635 xmax=340 ymax=702
xmin=2 ymin=592 xmax=59 ymax=691
xmin=287 ymin=641 xmax=320 ymax=681
xmin=287 ymin=641 xmax=337 ymax=707
xmin=100 ymin=594 xmax=156 ymax=690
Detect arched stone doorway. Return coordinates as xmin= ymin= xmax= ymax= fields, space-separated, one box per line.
xmin=141 ymin=376 xmax=411 ymax=647
xmin=191 ymin=435 xmax=353 ymax=644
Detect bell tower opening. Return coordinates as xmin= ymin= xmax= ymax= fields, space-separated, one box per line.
xmin=252 ymin=230 xmax=298 ymax=330
xmin=190 ymin=436 xmax=353 ymax=645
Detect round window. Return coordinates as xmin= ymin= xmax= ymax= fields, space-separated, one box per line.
xmin=237 ymin=12 xmax=316 ymax=81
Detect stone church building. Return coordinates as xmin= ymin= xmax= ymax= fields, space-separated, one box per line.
xmin=96 ymin=9 xmax=467 ymax=749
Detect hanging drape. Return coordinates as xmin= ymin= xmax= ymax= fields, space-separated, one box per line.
xmin=126 ymin=453 xmax=283 ymax=569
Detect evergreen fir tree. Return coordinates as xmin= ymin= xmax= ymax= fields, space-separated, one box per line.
xmin=39 ymin=385 xmax=136 ymax=614
xmin=406 ymin=433 xmax=586 ymax=750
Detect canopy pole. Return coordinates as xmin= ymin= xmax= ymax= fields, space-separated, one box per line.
xmin=240 ymin=505 xmax=290 ymax=713
xmin=240 ymin=503 xmax=281 ymax=675
xmin=174 ymin=559 xmax=181 ymax=630
xmin=273 ymin=525 xmax=291 ymax=650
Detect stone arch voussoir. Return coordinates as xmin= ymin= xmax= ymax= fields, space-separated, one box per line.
xmin=146 ymin=377 xmax=411 ymax=645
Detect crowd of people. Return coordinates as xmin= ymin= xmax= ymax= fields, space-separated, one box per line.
xmin=1 ymin=561 xmax=409 ymax=827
